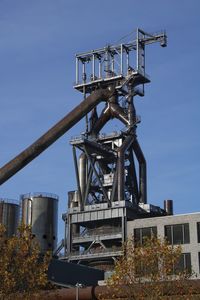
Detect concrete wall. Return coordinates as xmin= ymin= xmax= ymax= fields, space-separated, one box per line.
xmin=127 ymin=212 xmax=200 ymax=277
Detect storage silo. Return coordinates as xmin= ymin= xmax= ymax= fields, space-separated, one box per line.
xmin=21 ymin=192 xmax=58 ymax=252
xmin=0 ymin=198 xmax=20 ymax=237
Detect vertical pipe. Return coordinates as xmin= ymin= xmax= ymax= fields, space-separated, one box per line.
xmin=99 ymin=58 xmax=102 ymax=79
xmin=126 ymin=51 xmax=129 ymax=75
xmin=136 ymin=28 xmax=139 ymax=71
xmin=76 ymin=57 xmax=79 ymax=84
xmin=127 ymin=85 xmax=135 ymax=128
xmin=164 ymin=199 xmax=173 ymax=215
xmin=110 ymin=168 xmax=118 ymax=202
xmin=82 ymin=62 xmax=86 ymax=83
xmin=72 ymin=146 xmax=83 ymax=209
xmin=84 ymin=166 xmax=93 ymax=205
xmin=128 ymin=150 xmax=139 ymax=204
xmin=139 ymin=162 xmax=147 ymax=204
xmin=133 ymin=139 xmax=147 ymax=204
xmin=121 ymin=214 xmax=125 ymax=243
xmin=67 ymin=214 xmax=71 ymax=256
xmin=105 ymin=48 xmax=110 ymax=78
xmin=64 ymin=217 xmax=67 ymax=257
xmin=111 ymin=54 xmax=114 ymax=74
xmin=120 ymin=44 xmax=123 ymax=75
xmin=79 ymin=153 xmax=87 ymax=203
xmin=92 ymin=54 xmax=95 ymax=80
xmin=117 ymin=151 xmax=125 ymax=201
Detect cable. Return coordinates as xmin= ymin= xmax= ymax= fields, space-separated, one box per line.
xmin=115 ymin=28 xmax=137 ymax=44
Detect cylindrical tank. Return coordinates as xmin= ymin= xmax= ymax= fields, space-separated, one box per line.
xmin=21 ymin=192 xmax=58 ymax=252
xmin=0 ymin=198 xmax=20 ymax=237
xmin=164 ymin=199 xmax=173 ymax=215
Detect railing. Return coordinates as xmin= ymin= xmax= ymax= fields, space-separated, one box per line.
xmin=73 ymin=227 xmax=122 ymax=239
xmin=20 ymin=192 xmax=59 ymax=200
xmin=71 ymin=246 xmax=122 ymax=257
xmin=0 ymin=198 xmax=19 ymax=205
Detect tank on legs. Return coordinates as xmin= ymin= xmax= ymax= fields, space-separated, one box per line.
xmin=21 ymin=192 xmax=58 ymax=252
xmin=0 ymin=198 xmax=20 ymax=237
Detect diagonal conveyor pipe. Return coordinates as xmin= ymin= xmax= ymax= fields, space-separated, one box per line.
xmin=0 ymin=88 xmax=113 ymax=185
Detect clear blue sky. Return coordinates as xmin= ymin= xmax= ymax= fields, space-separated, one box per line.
xmin=0 ymin=0 xmax=200 ymax=241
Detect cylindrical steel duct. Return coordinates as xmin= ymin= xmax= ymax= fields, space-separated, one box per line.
xmin=21 ymin=192 xmax=58 ymax=252
xmin=0 ymin=88 xmax=113 ymax=185
xmin=164 ymin=199 xmax=173 ymax=215
xmin=110 ymin=103 xmax=129 ymax=126
xmin=117 ymin=135 xmax=135 ymax=201
xmin=67 ymin=191 xmax=80 ymax=236
xmin=79 ymin=153 xmax=87 ymax=202
xmin=133 ymin=139 xmax=147 ymax=204
xmin=68 ymin=191 xmax=80 ymax=208
xmin=91 ymin=106 xmax=110 ymax=135
xmin=0 ymin=198 xmax=19 ymax=237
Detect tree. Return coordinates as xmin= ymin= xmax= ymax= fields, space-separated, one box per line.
xmin=0 ymin=223 xmax=51 ymax=299
xmin=105 ymin=237 xmax=195 ymax=300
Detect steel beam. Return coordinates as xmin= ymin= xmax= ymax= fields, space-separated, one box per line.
xmin=0 ymin=88 xmax=112 ymax=185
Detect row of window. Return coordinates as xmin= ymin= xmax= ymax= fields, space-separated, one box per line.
xmin=134 ymin=226 xmax=192 ymax=274
xmin=135 ymin=252 xmax=192 ymax=275
xmin=134 ymin=222 xmax=200 ymax=246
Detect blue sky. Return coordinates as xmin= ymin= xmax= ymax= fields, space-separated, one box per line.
xmin=0 ymin=0 xmax=200 ymax=241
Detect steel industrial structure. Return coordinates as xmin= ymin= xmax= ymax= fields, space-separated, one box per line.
xmin=62 ymin=28 xmax=167 ymax=267
xmin=0 ymin=28 xmax=167 ymax=269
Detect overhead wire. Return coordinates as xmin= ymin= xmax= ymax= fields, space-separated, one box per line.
xmin=114 ymin=28 xmax=137 ymax=44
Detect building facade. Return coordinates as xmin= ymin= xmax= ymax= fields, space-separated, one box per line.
xmin=127 ymin=212 xmax=200 ymax=277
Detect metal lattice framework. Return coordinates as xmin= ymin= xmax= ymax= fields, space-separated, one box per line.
xmin=64 ymin=28 xmax=167 ymax=266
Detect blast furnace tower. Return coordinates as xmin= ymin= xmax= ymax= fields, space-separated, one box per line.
xmin=62 ymin=28 xmax=167 ymax=268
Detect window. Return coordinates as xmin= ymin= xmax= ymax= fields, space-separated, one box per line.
xmin=197 ymin=222 xmax=200 ymax=243
xmin=174 ymin=253 xmax=191 ymax=274
xmin=134 ymin=226 xmax=157 ymax=245
xmin=164 ymin=223 xmax=190 ymax=245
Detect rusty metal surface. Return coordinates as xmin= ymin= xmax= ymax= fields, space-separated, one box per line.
xmin=12 ymin=280 xmax=200 ymax=299
xmin=0 ymin=88 xmax=112 ymax=185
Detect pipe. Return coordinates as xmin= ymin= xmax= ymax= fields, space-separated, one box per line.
xmin=11 ymin=280 xmax=200 ymax=300
xmin=91 ymin=105 xmax=110 ymax=135
xmin=127 ymin=85 xmax=136 ymax=128
xmin=79 ymin=153 xmax=87 ymax=204
xmin=128 ymin=150 xmax=139 ymax=204
xmin=0 ymin=88 xmax=112 ymax=185
xmin=91 ymin=92 xmax=126 ymax=135
xmin=133 ymin=139 xmax=147 ymax=204
xmin=164 ymin=199 xmax=173 ymax=215
xmin=117 ymin=135 xmax=135 ymax=201
xmin=72 ymin=146 xmax=82 ymax=209
xmin=84 ymin=166 xmax=93 ymax=205
xmin=89 ymin=107 xmax=98 ymax=131
xmin=110 ymin=103 xmax=129 ymax=126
